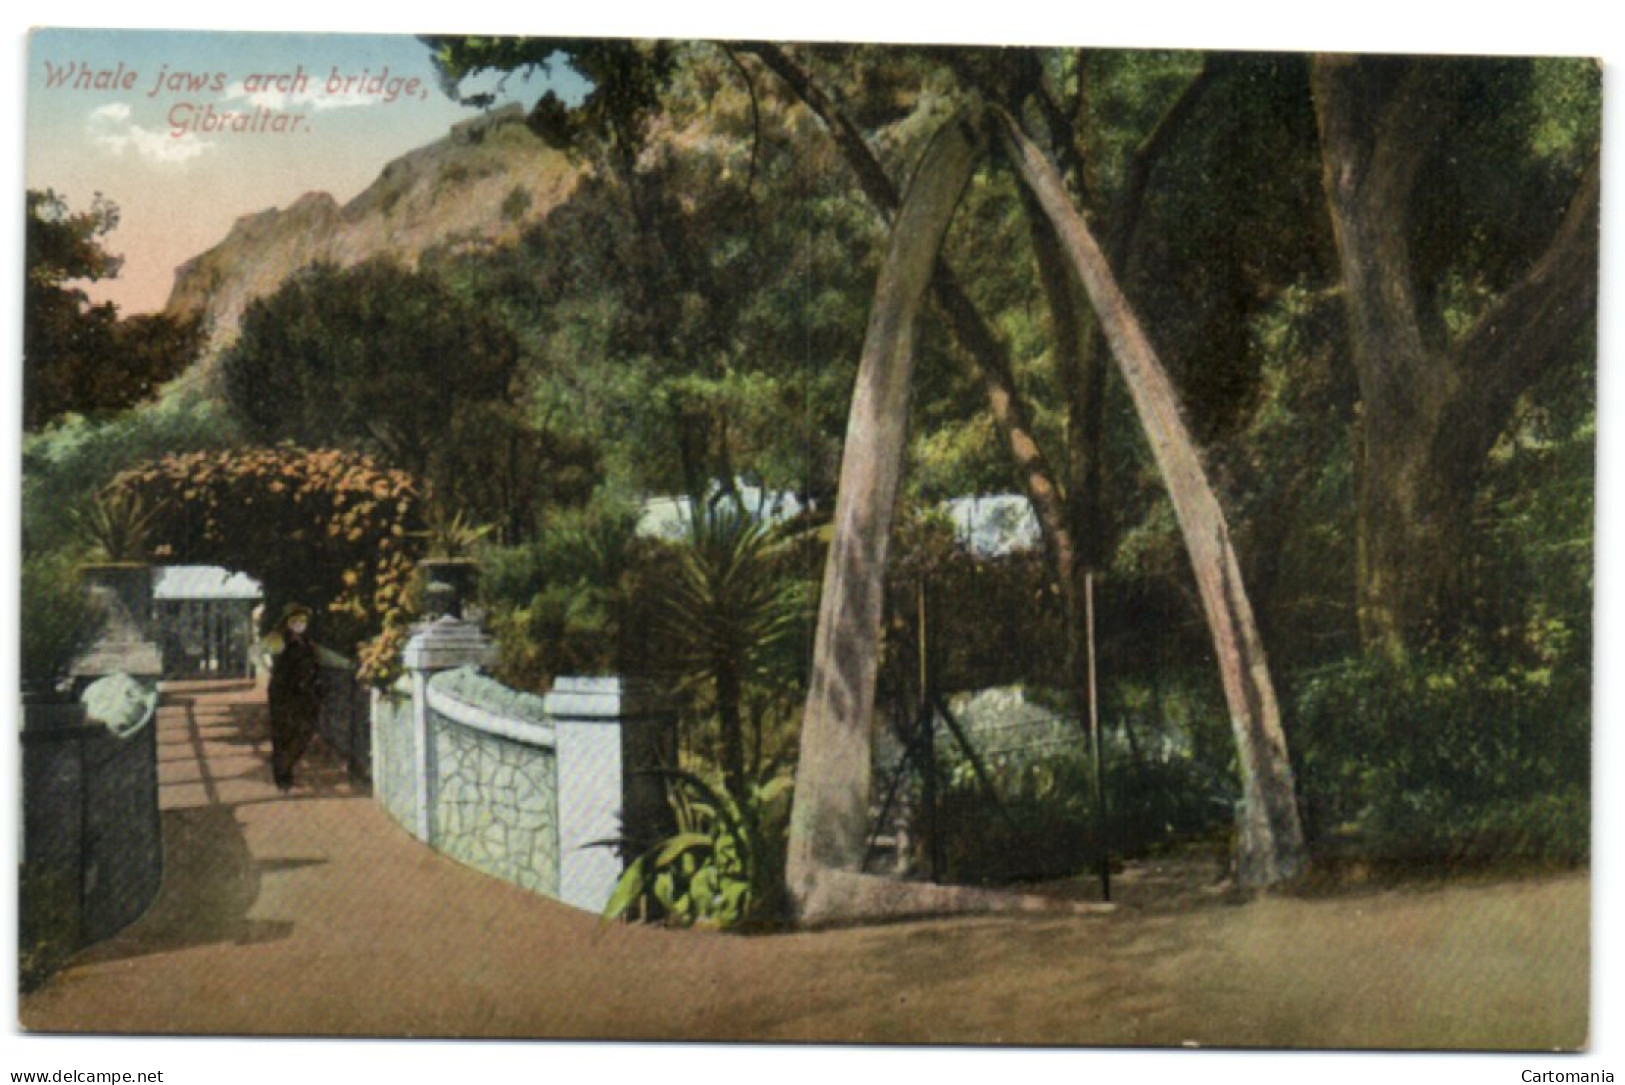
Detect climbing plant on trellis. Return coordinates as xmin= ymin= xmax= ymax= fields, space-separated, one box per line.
xmin=113 ymin=446 xmax=424 ymax=683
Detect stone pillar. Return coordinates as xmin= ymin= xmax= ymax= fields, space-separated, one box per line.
xmin=400 ymin=616 xmax=496 ymax=844
xmin=543 ymin=676 xmax=677 ymax=914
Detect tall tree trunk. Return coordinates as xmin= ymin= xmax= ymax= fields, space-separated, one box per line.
xmin=1311 ymin=56 xmax=1459 ymax=658
xmin=715 ymin=657 xmax=747 ymax=800
xmin=1311 ymin=55 xmax=1600 ymax=660
xmin=998 ymin=109 xmax=1307 ymax=886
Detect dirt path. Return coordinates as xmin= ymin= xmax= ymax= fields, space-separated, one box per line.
xmin=18 ymin=681 xmax=1589 ymax=1049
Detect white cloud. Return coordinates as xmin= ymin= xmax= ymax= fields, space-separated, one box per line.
xmin=222 ymin=78 xmax=375 ymax=113
xmin=87 ymin=101 xmax=212 ymax=165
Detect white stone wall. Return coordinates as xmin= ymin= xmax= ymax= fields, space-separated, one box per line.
xmin=372 ymin=684 xmax=417 ymax=833
xmin=371 ymin=616 xmax=674 ymax=916
xmin=429 ymin=703 xmax=560 ymax=897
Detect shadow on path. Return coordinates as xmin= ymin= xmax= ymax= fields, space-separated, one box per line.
xmin=67 ymin=679 xmax=361 ymax=967
xmin=72 ymin=806 xmax=304 ymax=966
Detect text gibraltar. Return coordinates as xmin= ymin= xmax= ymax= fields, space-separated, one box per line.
xmin=168 ymin=103 xmax=307 ymax=137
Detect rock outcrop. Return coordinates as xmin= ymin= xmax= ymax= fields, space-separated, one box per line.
xmin=165 ymin=104 xmax=579 ymax=373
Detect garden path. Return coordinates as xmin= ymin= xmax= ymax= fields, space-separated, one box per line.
xmin=18 ymin=679 xmax=1590 ymax=1048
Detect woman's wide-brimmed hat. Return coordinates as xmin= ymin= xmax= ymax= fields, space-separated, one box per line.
xmin=279 ymin=602 xmax=313 ymax=625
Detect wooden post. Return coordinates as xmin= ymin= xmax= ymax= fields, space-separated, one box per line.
xmin=1086 ymin=572 xmax=1110 ymax=902
xmin=919 ymin=583 xmax=941 ymax=883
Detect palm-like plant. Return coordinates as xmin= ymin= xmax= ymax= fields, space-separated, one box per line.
xmin=417 ymin=502 xmax=494 ymax=559
xmin=68 ymin=486 xmax=162 ymax=563
xmin=657 ymin=498 xmax=805 ymax=801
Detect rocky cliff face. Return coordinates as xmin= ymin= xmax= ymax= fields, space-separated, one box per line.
xmin=166 ymin=105 xmax=579 ymax=365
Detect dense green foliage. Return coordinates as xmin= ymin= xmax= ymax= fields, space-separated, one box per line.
xmin=884 ymin=509 xmax=1067 ymax=693
xmin=480 ymin=501 xmax=659 ymax=688
xmin=218 ymin=259 xmax=593 ymax=542
xmin=479 ymin=496 xmax=814 ymax=794
xmin=18 ymin=41 xmax=1595 ymax=892
xmin=20 ymin=553 xmax=100 ymax=693
xmin=23 ymin=389 xmax=245 ymax=558
xmin=933 ymin=740 xmax=1233 ymax=885
xmin=421 ymin=48 xmax=883 ymax=503
xmin=1289 ymin=651 xmax=1589 ymax=866
xmin=25 ymin=190 xmax=205 ymax=430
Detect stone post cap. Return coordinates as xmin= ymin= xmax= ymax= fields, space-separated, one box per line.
xmin=402 ymin=615 xmax=497 ymax=672
xmin=543 ymin=675 xmax=674 ymax=724
xmin=70 ymin=635 xmax=163 ymax=681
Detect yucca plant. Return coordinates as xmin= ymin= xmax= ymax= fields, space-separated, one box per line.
xmin=602 ymin=768 xmax=792 ymax=929
xmin=68 ymin=486 xmax=162 ymax=563
xmin=656 ymin=498 xmax=806 ymax=801
xmin=418 ymin=502 xmax=494 ymax=559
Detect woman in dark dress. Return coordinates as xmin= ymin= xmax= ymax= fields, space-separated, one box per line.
xmin=268 ymin=603 xmax=323 ymax=791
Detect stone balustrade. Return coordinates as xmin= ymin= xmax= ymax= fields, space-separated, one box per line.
xmin=371 ymin=616 xmax=676 ymax=914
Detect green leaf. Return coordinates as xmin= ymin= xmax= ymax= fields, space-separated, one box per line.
xmin=600 ymin=855 xmax=650 ymax=921
xmin=754 ymin=775 xmax=793 ymax=805
xmin=653 ymin=870 xmax=677 ymax=909
xmin=719 ymin=879 xmax=749 ymax=920
xmin=654 ymin=832 xmax=714 ymax=868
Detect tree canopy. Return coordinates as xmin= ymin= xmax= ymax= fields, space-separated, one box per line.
xmin=217 ymin=257 xmax=597 ymax=540
xmin=24 ymin=189 xmax=204 ymax=430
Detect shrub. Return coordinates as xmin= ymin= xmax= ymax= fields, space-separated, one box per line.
xmin=1288 ymin=652 xmax=1590 ymax=866
xmin=604 ymin=769 xmax=792 ymax=929
xmin=215 ymin=258 xmax=581 ymax=539
xmin=22 ymin=388 xmax=243 ymax=556
xmin=928 ymin=729 xmax=1234 ymax=885
xmin=932 ymin=749 xmax=1100 ymax=884
xmin=885 ymin=508 xmax=1067 ymax=693
xmin=21 ymin=553 xmax=99 ymax=694
xmin=481 ymin=502 xmax=655 ymax=690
